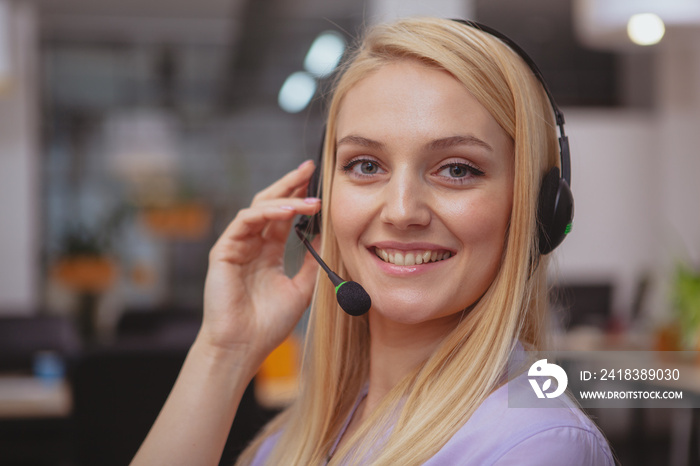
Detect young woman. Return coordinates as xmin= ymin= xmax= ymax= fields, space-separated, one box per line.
xmin=133 ymin=17 xmax=614 ymax=465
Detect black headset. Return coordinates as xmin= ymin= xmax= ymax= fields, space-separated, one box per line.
xmin=294 ymin=19 xmax=574 ymax=317
xmin=449 ymin=20 xmax=575 ymax=255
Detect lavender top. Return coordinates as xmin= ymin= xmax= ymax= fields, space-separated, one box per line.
xmin=250 ymin=369 xmax=614 ymax=465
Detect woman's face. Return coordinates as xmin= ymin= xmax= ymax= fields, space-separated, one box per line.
xmin=330 ymin=60 xmax=514 ymax=328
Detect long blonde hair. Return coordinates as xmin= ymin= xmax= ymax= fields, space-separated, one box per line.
xmin=237 ymin=16 xmax=559 ymax=465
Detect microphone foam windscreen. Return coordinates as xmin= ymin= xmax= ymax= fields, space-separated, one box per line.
xmin=336 ymin=281 xmax=371 ymax=316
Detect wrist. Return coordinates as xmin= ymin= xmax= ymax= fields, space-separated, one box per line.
xmin=189 ymin=334 xmax=261 ymax=384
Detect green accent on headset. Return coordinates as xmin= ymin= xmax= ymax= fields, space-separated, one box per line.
xmin=335 ymin=281 xmax=348 ymax=294
xmin=564 ymin=223 xmax=573 ymax=235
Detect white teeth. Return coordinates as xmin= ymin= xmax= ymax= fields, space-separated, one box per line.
xmin=375 ymin=248 xmax=452 ymax=265
xmin=405 ymin=253 xmax=415 ymax=266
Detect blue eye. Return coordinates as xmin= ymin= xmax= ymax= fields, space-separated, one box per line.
xmin=341 ymin=158 xmax=383 ymax=177
xmin=447 ymin=164 xmax=468 ymax=178
xmin=436 ymin=163 xmax=484 ymax=182
xmin=358 ymin=161 xmax=378 ymax=174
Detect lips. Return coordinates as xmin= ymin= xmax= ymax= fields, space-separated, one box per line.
xmin=374 ymin=247 xmax=453 ymax=266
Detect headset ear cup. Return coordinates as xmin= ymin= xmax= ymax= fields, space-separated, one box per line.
xmin=549 ymin=178 xmax=574 ymax=252
xmin=537 ymin=167 xmax=561 ymax=255
xmin=537 ymin=167 xmax=574 ymax=255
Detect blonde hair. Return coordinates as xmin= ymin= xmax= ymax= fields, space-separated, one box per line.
xmin=237 ymin=16 xmax=559 ymax=465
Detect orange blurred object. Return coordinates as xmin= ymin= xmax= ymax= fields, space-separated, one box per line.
xmin=256 ymin=335 xmax=301 ymax=408
xmin=51 ymin=256 xmax=117 ymax=293
xmin=129 ymin=263 xmax=156 ymax=288
xmin=140 ymin=202 xmax=212 ymax=240
xmin=654 ymin=324 xmax=681 ymax=352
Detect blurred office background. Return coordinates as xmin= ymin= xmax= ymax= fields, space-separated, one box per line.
xmin=1 ymin=0 xmax=699 ymax=464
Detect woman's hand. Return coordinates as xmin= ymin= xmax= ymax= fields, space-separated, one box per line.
xmin=198 ymin=159 xmax=320 ymax=373
xmin=131 ymin=162 xmax=320 ymax=466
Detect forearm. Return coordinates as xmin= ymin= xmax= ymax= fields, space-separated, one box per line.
xmin=131 ymin=337 xmax=257 ymax=466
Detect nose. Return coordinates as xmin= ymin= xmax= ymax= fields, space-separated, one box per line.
xmin=378 ymin=167 xmax=431 ymax=230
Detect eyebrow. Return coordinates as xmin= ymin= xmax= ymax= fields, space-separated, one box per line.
xmin=427 ymin=135 xmax=493 ymax=152
xmin=336 ymin=134 xmax=385 ymax=150
xmin=336 ymin=134 xmax=493 ymax=152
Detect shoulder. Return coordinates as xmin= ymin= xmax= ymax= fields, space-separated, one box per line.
xmin=423 ymin=372 xmax=615 ymax=466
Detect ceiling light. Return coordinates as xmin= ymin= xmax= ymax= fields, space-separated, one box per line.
xmin=278 ymin=71 xmax=317 ymax=113
xmin=627 ymin=13 xmax=666 ymax=46
xmin=303 ymin=31 xmax=345 ymax=78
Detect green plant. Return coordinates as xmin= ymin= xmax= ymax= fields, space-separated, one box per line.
xmin=673 ymin=264 xmax=700 ymax=349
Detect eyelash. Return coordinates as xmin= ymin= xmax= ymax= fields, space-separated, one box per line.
xmin=436 ymin=161 xmax=485 ymax=184
xmin=340 ymin=157 xmax=485 ymax=184
xmin=340 ymin=158 xmax=381 ymax=178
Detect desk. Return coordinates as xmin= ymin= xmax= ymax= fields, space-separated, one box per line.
xmin=0 ymin=376 xmax=72 ymax=419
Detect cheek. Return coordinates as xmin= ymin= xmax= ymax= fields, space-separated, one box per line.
xmin=449 ymin=191 xmax=512 ymax=258
xmin=329 ymin=185 xmax=367 ymax=256
xmin=446 ymin=194 xmax=511 ymax=311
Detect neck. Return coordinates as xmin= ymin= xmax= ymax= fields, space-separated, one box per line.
xmin=363 ymin=311 xmax=462 ymax=415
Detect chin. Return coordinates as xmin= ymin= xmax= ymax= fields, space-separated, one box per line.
xmin=369 ymin=294 xmax=459 ymax=326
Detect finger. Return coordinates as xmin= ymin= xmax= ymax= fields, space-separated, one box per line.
xmin=291 ymin=249 xmax=320 ymax=301
xmin=262 ymin=186 xmax=319 ymax=241
xmin=290 ymin=184 xmax=308 ymax=199
xmin=252 ymin=160 xmax=316 ymax=205
xmin=210 ymin=197 xmax=321 ymax=267
xmin=230 ymin=198 xmax=320 ymax=241
xmin=210 ymin=206 xmax=291 ymax=264
xmin=232 ymin=206 xmax=296 ymax=241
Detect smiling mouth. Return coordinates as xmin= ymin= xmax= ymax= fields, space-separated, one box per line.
xmin=374 ymin=247 xmax=453 ymax=266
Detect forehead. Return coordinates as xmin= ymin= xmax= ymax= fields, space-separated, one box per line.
xmin=334 ymin=60 xmax=511 ymax=155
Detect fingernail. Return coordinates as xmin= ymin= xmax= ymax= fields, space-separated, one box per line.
xmin=297 ymin=159 xmax=313 ymax=170
xmin=280 ymin=205 xmax=295 ymax=211
xmin=304 ymin=197 xmax=320 ymax=204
